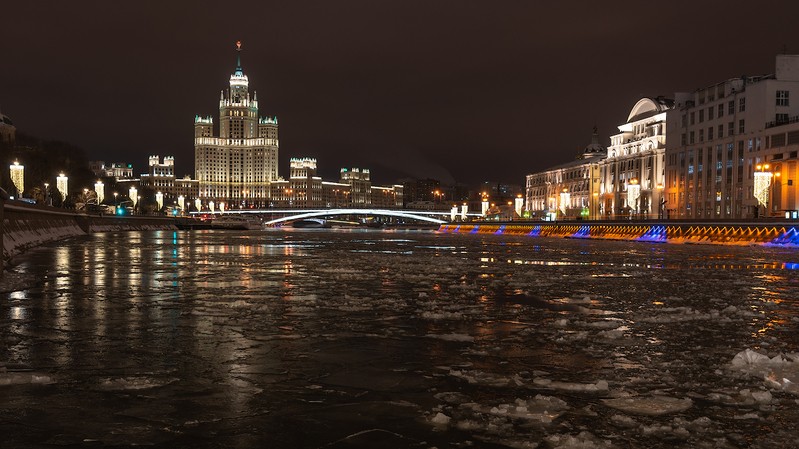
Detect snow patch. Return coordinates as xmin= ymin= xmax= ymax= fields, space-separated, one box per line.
xmin=729 ymin=349 xmax=799 ymax=395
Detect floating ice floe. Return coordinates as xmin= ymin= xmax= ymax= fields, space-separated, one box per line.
xmin=428 ymin=333 xmax=474 ymax=342
xmin=98 ymin=376 xmax=178 ymax=391
xmin=602 ymin=395 xmax=693 ymax=416
xmin=420 ymin=311 xmax=465 ymax=320
xmin=533 ymin=377 xmax=609 ymax=393
xmin=461 ymin=395 xmax=570 ymax=424
xmin=729 ymin=349 xmax=799 ymax=395
xmin=0 ymin=372 xmax=54 ymax=386
xmin=545 ymin=431 xmax=613 ymax=448
xmin=449 ymin=369 xmax=523 ymax=387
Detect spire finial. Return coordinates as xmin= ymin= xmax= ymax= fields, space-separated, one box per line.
xmin=235 ymin=40 xmax=243 ymax=71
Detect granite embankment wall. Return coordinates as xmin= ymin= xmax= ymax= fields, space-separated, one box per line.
xmin=438 ymin=221 xmax=799 ymax=246
xmin=1 ymin=200 xmax=177 ymax=265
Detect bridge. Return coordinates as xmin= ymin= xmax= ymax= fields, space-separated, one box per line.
xmin=189 ymin=208 xmax=483 ymax=225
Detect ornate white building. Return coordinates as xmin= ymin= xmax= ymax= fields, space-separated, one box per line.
xmin=599 ymin=97 xmax=671 ymax=219
xmin=194 ymin=42 xmax=279 ymax=207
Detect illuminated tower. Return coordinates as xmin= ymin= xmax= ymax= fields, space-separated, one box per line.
xmin=195 ymin=41 xmax=279 ymax=207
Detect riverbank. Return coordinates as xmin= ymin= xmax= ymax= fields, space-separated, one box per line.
xmin=438 ymin=221 xmax=799 ymax=246
xmin=1 ymin=200 xmax=176 ymax=271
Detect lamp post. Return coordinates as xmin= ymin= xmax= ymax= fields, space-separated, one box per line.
xmin=627 ymin=178 xmax=640 ymax=219
xmin=94 ymin=181 xmax=105 ymax=204
xmin=129 ymin=187 xmax=138 ymax=214
xmin=56 ymin=173 xmax=68 ymax=205
xmin=655 ymin=183 xmax=665 ymax=220
xmin=9 ymin=161 xmax=24 ymax=198
xmin=43 ymin=182 xmax=50 ymax=206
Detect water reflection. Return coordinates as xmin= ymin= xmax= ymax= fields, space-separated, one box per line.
xmin=2 ymin=230 xmax=799 ymax=448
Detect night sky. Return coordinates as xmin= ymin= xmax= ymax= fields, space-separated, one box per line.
xmin=2 ymin=1 xmax=798 ymax=187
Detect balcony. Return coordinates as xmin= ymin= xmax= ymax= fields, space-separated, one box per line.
xmin=765 ymin=115 xmax=799 ymax=129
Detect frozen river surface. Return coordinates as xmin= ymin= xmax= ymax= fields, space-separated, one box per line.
xmin=2 ymin=229 xmax=799 ymax=448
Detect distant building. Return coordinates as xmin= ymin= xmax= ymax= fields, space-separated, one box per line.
xmin=266 ymin=158 xmax=402 ymax=209
xmin=194 ymin=42 xmax=279 ymax=207
xmin=0 ymin=112 xmax=16 ymax=144
xmin=89 ymin=161 xmax=134 ymax=180
xmin=526 ymin=128 xmax=606 ymax=219
xmin=665 ymin=54 xmax=799 ymax=219
xmin=139 ymin=155 xmax=199 ymax=209
xmin=340 ymin=168 xmax=370 ymax=207
xmin=402 ymin=178 xmax=440 ymax=205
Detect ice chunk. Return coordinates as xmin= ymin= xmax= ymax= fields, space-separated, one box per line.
xmin=428 ymin=333 xmax=474 ymax=342
xmin=98 ymin=376 xmax=177 ymax=390
xmin=731 ymin=349 xmax=771 ymax=367
xmin=0 ymin=372 xmax=54 ymax=386
xmin=533 ymin=377 xmax=609 ymax=392
xmin=602 ymin=395 xmax=693 ymax=416
xmin=430 ymin=412 xmax=451 ymax=426
xmin=545 ymin=431 xmax=613 ymax=448
xmin=729 ymin=349 xmax=799 ymax=395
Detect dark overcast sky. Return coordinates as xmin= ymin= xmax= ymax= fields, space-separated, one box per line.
xmin=2 ymin=1 xmax=798 ymax=186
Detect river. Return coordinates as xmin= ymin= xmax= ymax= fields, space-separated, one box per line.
xmin=2 ymin=229 xmax=799 ymax=448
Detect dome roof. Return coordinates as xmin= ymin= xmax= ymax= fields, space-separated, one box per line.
xmin=627 ymin=97 xmax=674 ymax=122
xmin=581 ymin=127 xmax=606 ymax=158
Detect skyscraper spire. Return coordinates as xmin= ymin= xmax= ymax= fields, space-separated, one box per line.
xmin=235 ymin=40 xmax=243 ymax=74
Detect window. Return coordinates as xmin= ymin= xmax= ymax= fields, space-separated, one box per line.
xmin=739 ymin=119 xmax=745 ymax=134
xmin=718 ymin=104 xmax=724 ymax=117
xmin=728 ymin=100 xmax=735 ymax=115
xmin=699 ymin=110 xmax=705 ymax=123
xmin=708 ymin=107 xmax=714 ymax=120
xmin=699 ymin=129 xmax=704 ymax=142
xmin=708 ymin=127 xmax=714 ymax=141
xmin=739 ymin=97 xmax=746 ymax=112
xmin=718 ymin=124 xmax=724 ymax=138
xmin=776 ymin=113 xmax=789 ymax=124
xmin=690 ymin=112 xmax=695 ymax=125
xmin=728 ymin=122 xmax=734 ymax=136
xmin=777 ymin=90 xmax=790 ymax=106
xmin=690 ymin=131 xmax=695 ymax=144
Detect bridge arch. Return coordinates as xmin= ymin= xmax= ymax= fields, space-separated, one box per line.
xmin=264 ymin=208 xmax=447 ymax=225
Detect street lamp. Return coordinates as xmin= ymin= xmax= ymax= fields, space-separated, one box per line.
xmin=559 ymin=188 xmax=570 ymax=216
xmin=56 ymin=173 xmax=68 ymax=204
xmin=9 ymin=161 xmax=24 ymax=198
xmin=656 ymin=183 xmax=665 ymax=220
xmin=754 ymin=164 xmax=772 ymax=218
xmin=43 ymin=182 xmax=50 ymax=205
xmin=627 ymin=178 xmax=640 ymax=219
xmin=94 ymin=181 xmax=105 ymax=204
xmin=129 ymin=187 xmax=138 ymax=213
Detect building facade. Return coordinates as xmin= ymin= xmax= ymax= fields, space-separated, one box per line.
xmin=139 ymin=155 xmax=200 ymax=210
xmin=194 ymin=42 xmax=279 ymax=207
xmin=525 ymin=130 xmax=605 ymax=220
xmin=665 ymin=54 xmax=799 ymax=219
xmin=0 ymin=113 xmax=16 ymax=144
xmin=89 ymin=161 xmax=134 ymax=180
xmin=599 ymin=97 xmax=671 ymax=219
xmin=266 ymin=158 xmax=403 ymax=209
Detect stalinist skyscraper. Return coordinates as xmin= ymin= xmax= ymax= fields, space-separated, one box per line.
xmin=194 ymin=41 xmax=279 ymax=208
